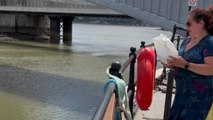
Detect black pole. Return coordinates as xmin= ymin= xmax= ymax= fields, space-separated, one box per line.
xmin=171 ymin=25 xmax=177 ymax=43
xmin=163 ymin=70 xmax=174 ymax=120
xmin=127 ymin=47 xmax=136 ymax=118
xmin=188 ymin=6 xmax=192 ymax=12
xmin=163 ymin=26 xmax=177 ymax=120
xmin=140 ymin=41 xmax=145 ymax=48
xmin=176 ymin=36 xmax=181 ymax=50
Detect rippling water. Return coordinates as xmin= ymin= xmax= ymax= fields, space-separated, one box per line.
xmin=0 ymin=23 xmax=172 ymax=120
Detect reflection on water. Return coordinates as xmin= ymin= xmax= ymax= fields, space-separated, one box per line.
xmin=0 ymin=23 xmax=172 ymax=120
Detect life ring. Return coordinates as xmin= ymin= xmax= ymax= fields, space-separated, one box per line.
xmin=136 ymin=47 xmax=156 ymax=110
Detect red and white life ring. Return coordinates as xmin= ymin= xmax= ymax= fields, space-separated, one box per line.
xmin=136 ymin=47 xmax=156 ymax=110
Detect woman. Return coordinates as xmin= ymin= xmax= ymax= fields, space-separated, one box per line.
xmin=165 ymin=6 xmax=213 ymax=120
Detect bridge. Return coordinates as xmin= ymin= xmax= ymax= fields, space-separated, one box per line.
xmin=0 ymin=0 xmax=212 ymax=43
xmin=86 ymin=0 xmax=213 ymax=31
xmin=0 ymin=0 xmax=124 ymax=43
xmin=0 ymin=0 xmax=121 ymax=15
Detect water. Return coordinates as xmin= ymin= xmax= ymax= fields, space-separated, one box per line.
xmin=72 ymin=23 xmax=170 ymax=56
xmin=0 ymin=23 xmax=172 ymax=120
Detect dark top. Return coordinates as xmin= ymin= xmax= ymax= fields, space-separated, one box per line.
xmin=168 ymin=35 xmax=213 ymax=120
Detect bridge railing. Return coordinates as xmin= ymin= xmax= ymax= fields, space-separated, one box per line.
xmin=0 ymin=0 xmax=102 ymax=9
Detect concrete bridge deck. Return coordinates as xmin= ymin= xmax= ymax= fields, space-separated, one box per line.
xmin=0 ymin=0 xmax=122 ymax=15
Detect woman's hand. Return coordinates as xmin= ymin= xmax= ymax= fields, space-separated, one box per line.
xmin=161 ymin=62 xmax=171 ymax=68
xmin=167 ymin=56 xmax=186 ymax=68
xmin=161 ymin=62 xmax=175 ymax=70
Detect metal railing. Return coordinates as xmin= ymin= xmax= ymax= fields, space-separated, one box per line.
xmin=92 ymin=41 xmax=154 ymax=120
xmin=0 ymin=0 xmax=101 ymax=8
xmin=0 ymin=0 xmax=122 ymax=16
xmin=93 ymin=25 xmax=188 ymax=120
xmin=92 ymin=82 xmax=116 ymax=120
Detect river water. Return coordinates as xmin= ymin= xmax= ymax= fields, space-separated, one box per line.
xmin=0 ymin=23 xmax=172 ymax=120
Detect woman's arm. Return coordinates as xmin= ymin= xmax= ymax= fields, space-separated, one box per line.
xmin=188 ymin=56 xmax=213 ymax=75
xmin=167 ymin=56 xmax=213 ymax=76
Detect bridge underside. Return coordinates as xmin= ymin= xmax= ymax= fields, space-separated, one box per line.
xmin=0 ymin=0 xmax=122 ymax=16
xmin=0 ymin=0 xmax=128 ymax=43
xmin=0 ymin=14 xmax=76 ymax=44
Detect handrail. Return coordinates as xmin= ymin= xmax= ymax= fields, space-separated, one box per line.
xmin=103 ymin=93 xmax=116 ymax=120
xmin=92 ymin=82 xmax=116 ymax=120
xmin=93 ymin=25 xmax=186 ymax=120
xmin=120 ymin=53 xmax=135 ymax=73
xmin=120 ymin=43 xmax=154 ymax=73
xmin=92 ymin=41 xmax=155 ymax=120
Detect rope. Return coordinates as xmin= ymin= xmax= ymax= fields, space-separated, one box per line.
xmin=104 ymin=67 xmax=132 ymax=120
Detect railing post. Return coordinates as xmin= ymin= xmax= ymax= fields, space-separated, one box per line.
xmin=171 ymin=25 xmax=177 ymax=43
xmin=163 ymin=70 xmax=174 ymax=120
xmin=127 ymin=47 xmax=136 ymax=118
xmin=140 ymin=41 xmax=145 ymax=48
xmin=92 ymin=83 xmax=116 ymax=120
xmin=109 ymin=62 xmax=123 ymax=79
xmin=92 ymin=62 xmax=122 ymax=120
xmin=176 ymin=36 xmax=180 ymax=50
xmin=163 ymin=25 xmax=177 ymax=120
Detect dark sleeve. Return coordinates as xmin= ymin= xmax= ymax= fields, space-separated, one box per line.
xmin=203 ymin=36 xmax=213 ymax=57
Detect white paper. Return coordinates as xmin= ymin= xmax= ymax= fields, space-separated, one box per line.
xmin=152 ymin=34 xmax=178 ymax=63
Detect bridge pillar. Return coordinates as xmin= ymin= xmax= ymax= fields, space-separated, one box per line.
xmin=0 ymin=14 xmax=49 ymax=36
xmin=49 ymin=16 xmax=60 ymax=44
xmin=15 ymin=15 xmax=49 ymax=36
xmin=0 ymin=13 xmax=15 ymax=33
xmin=62 ymin=16 xmax=75 ymax=42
